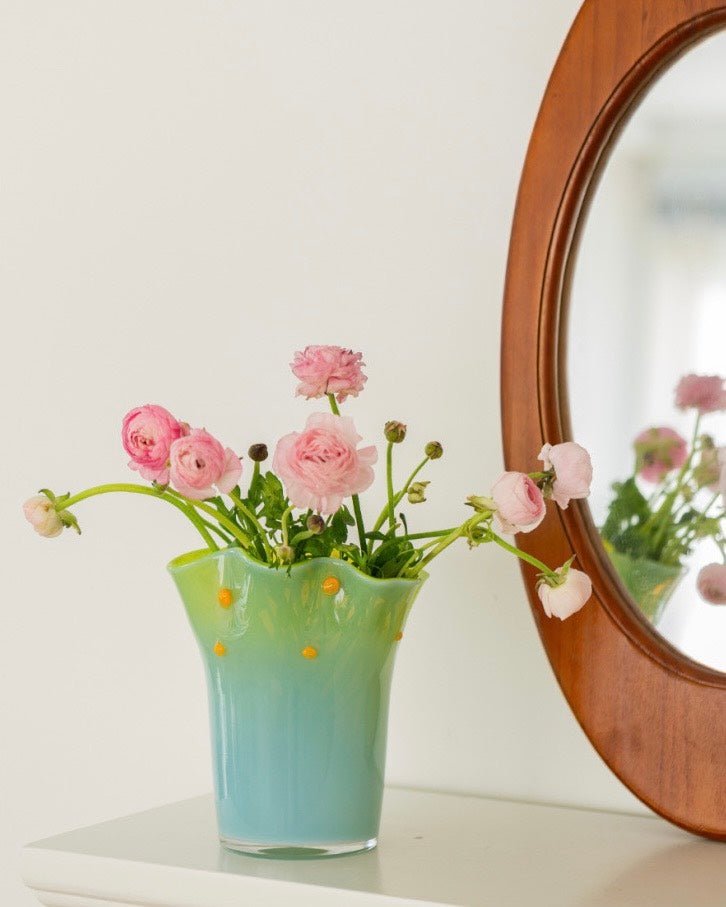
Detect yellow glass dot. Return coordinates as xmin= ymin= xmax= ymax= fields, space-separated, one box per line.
xmin=301 ymin=645 xmax=318 ymax=659
xmin=213 ymin=641 xmax=227 ymax=657
xmin=394 ymin=631 xmax=403 ymax=642
xmin=322 ymin=576 xmax=340 ymax=595
xmin=217 ymin=587 xmax=233 ymax=608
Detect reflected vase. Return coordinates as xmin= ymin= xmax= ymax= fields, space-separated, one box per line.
xmin=607 ymin=548 xmax=685 ymax=624
xmin=169 ymin=547 xmax=425 ymax=858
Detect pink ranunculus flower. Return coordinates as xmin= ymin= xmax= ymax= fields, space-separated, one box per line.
xmin=169 ymin=429 xmax=242 ymax=500
xmin=696 ymin=563 xmax=726 ymax=605
xmin=23 ymin=495 xmax=63 ymax=538
xmin=122 ymin=404 xmax=186 ymax=484
xmin=272 ymin=412 xmax=377 ymax=514
xmin=491 ymin=471 xmax=546 ymax=534
xmin=291 ymin=345 xmax=367 ymax=403
xmin=634 ymin=427 xmax=688 ymax=483
xmin=539 ymin=441 xmax=593 ymax=509
xmin=674 ymin=374 xmax=726 ymax=414
xmin=537 ymin=565 xmax=592 ymax=619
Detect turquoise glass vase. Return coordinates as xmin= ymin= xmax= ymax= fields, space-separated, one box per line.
xmin=168 ymin=547 xmax=425 ymax=858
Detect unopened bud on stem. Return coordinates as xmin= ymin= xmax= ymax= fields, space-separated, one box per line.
xmin=248 ymin=443 xmax=269 ymax=462
xmin=306 ymin=514 xmax=325 ymax=534
xmin=425 ymin=441 xmax=443 ymax=460
xmin=384 ymin=421 xmax=407 ymax=443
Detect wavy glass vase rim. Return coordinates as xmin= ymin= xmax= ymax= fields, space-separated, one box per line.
xmin=167 ymin=545 xmax=428 ymax=587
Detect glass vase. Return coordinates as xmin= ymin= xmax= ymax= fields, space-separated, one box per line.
xmin=607 ymin=547 xmax=685 ymax=624
xmin=168 ymin=546 xmax=425 ymax=858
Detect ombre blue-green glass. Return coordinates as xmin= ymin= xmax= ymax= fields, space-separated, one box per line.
xmin=169 ymin=547 xmax=425 ymax=858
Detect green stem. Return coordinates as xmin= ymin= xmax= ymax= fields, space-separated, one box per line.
xmin=281 ymin=505 xmax=294 ymax=547
xmin=408 ymin=523 xmax=466 ymax=576
xmin=325 ymin=392 xmax=368 ymax=554
xmin=372 ymin=456 xmax=430 ymax=534
xmin=488 ymin=530 xmax=556 ymax=576
xmin=402 ymin=528 xmax=457 ymax=540
xmin=59 ymin=483 xmax=219 ymax=550
xmin=386 ymin=442 xmax=395 ymax=531
xmin=228 ymin=490 xmax=273 ymax=559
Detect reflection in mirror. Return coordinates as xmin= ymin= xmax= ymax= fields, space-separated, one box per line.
xmin=570 ymin=31 xmax=726 ymax=672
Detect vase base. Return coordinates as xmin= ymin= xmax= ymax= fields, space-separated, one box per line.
xmin=219 ymin=835 xmax=378 ymax=859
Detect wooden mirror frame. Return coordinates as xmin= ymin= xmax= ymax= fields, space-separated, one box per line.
xmin=502 ymin=0 xmax=726 ymax=839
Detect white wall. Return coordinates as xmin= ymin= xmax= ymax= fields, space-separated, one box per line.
xmin=0 ymin=2 xmax=644 ymax=903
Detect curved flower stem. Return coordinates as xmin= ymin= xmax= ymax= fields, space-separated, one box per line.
xmin=487 ymin=529 xmax=557 ymax=577
xmin=58 ymin=483 xmax=220 ymax=550
xmin=326 ymin=393 xmax=368 ymax=555
xmin=227 ymin=490 xmax=273 ymax=560
xmin=281 ymin=505 xmax=294 ymax=547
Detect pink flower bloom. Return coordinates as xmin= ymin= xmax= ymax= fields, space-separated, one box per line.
xmin=634 ymin=427 xmax=688 ymax=483
xmin=537 ymin=566 xmax=592 ymax=620
xmin=169 ymin=429 xmax=242 ymax=500
xmin=539 ymin=441 xmax=592 ymax=509
xmin=291 ymin=346 xmax=367 ymax=403
xmin=272 ymin=412 xmax=377 ymax=514
xmin=696 ymin=563 xmax=726 ymax=605
xmin=491 ymin=471 xmax=546 ymax=534
xmin=23 ymin=495 xmax=63 ymax=538
xmin=674 ymin=374 xmax=726 ymax=414
xmin=122 ymin=404 xmax=186 ymax=484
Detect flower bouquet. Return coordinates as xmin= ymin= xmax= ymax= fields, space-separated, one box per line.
xmin=601 ymin=373 xmax=726 ymax=623
xmin=24 ymin=345 xmax=593 ymax=857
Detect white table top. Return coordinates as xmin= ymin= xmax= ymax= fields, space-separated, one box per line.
xmin=20 ymin=787 xmax=726 ymax=907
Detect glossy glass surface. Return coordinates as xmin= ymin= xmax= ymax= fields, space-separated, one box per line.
xmin=169 ymin=548 xmax=424 ymax=857
xmin=569 ymin=31 xmax=726 ymax=670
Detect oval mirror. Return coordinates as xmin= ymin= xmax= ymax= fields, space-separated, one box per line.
xmin=570 ymin=30 xmax=726 ymax=672
xmin=502 ymin=0 xmax=726 ymax=839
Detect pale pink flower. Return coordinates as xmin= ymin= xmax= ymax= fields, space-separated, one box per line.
xmin=634 ymin=427 xmax=688 ymax=483
xmin=291 ymin=346 xmax=367 ymax=402
xmin=491 ymin=471 xmax=546 ymax=534
xmin=23 ymin=495 xmax=63 ymax=538
xmin=674 ymin=374 xmax=726 ymax=414
xmin=169 ymin=429 xmax=242 ymax=500
xmin=539 ymin=441 xmax=592 ymax=509
xmin=537 ymin=566 xmax=592 ymax=620
xmin=696 ymin=563 xmax=726 ymax=605
xmin=272 ymin=412 xmax=376 ymax=514
xmin=122 ymin=404 xmax=186 ymax=484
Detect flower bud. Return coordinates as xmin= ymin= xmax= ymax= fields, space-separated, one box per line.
xmin=407 ymin=481 xmax=429 ymax=504
xmin=248 ymin=443 xmax=269 ymax=462
xmin=275 ymin=544 xmax=295 ymax=564
xmin=465 ymin=494 xmax=495 ymax=513
xmin=425 ymin=441 xmax=443 ymax=460
xmin=23 ymin=495 xmax=64 ymax=538
xmin=384 ymin=421 xmax=407 ymax=443
xmin=306 ymin=514 xmax=325 ymax=534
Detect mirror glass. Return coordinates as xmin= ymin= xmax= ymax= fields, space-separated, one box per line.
xmin=570 ymin=31 xmax=726 ymax=671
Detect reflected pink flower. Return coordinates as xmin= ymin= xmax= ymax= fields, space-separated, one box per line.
xmin=674 ymin=374 xmax=726 ymax=414
xmin=697 ymin=563 xmax=726 ymax=605
xmin=634 ymin=427 xmax=688 ymax=483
